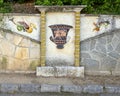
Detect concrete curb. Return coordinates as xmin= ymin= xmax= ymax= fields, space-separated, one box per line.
xmin=0 ymin=84 xmax=120 ymax=94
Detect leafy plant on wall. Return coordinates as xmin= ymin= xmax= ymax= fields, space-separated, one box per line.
xmin=93 ymin=21 xmax=110 ymax=32
xmin=35 ymin=0 xmax=120 ymax=15
xmin=9 ymin=17 xmax=37 ymax=33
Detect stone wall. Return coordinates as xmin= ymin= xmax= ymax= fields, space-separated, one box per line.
xmin=80 ymin=15 xmax=120 ymax=75
xmin=0 ymin=13 xmax=120 ymax=76
xmin=0 ymin=29 xmax=40 ymax=71
xmin=81 ymin=29 xmax=120 ymax=75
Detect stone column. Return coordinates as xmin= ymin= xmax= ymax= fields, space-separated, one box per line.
xmin=40 ymin=9 xmax=46 ymax=66
xmin=74 ymin=8 xmax=81 ymax=67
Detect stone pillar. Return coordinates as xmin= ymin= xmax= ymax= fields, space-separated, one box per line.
xmin=40 ymin=9 xmax=46 ymax=66
xmin=74 ymin=8 xmax=81 ymax=67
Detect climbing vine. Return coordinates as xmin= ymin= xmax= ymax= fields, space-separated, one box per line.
xmin=35 ymin=0 xmax=120 ymax=15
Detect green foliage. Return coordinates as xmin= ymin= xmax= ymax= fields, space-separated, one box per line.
xmin=0 ymin=3 xmax=12 ymax=13
xmin=81 ymin=0 xmax=120 ymax=14
xmin=0 ymin=0 xmax=3 ymax=4
xmin=35 ymin=0 xmax=120 ymax=14
xmin=35 ymin=0 xmax=63 ymax=5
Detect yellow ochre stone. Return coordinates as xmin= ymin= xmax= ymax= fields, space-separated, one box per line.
xmin=15 ymin=47 xmax=29 ymax=59
xmin=74 ymin=11 xmax=80 ymax=67
xmin=40 ymin=11 xmax=46 ymax=66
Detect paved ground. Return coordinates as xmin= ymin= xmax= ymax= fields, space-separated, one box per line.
xmin=0 ymin=93 xmax=120 ymax=96
xmin=0 ymin=73 xmax=120 ymax=95
xmin=0 ymin=73 xmax=120 ymax=85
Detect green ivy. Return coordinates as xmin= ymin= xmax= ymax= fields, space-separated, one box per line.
xmin=35 ymin=0 xmax=120 ymax=15
xmin=0 ymin=3 xmax=12 ymax=13
xmin=0 ymin=0 xmax=3 ymax=4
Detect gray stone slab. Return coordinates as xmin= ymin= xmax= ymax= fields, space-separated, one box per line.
xmin=20 ymin=84 xmax=40 ymax=93
xmin=105 ymin=85 xmax=120 ymax=93
xmin=66 ymin=66 xmax=84 ymax=78
xmin=91 ymin=50 xmax=106 ymax=59
xmin=36 ymin=66 xmax=84 ymax=78
xmin=100 ymin=56 xmax=117 ymax=71
xmin=100 ymin=93 xmax=120 ymax=96
xmin=108 ymin=51 xmax=120 ymax=59
xmin=81 ymin=52 xmax=91 ymax=59
xmin=1 ymin=84 xmax=19 ymax=93
xmin=85 ymin=71 xmax=111 ymax=76
xmin=82 ymin=58 xmax=99 ymax=71
xmin=96 ymin=43 xmax=106 ymax=53
xmin=107 ymin=44 xmax=113 ymax=52
xmin=111 ymin=35 xmax=119 ymax=49
xmin=97 ymin=36 xmax=106 ymax=45
xmin=107 ymin=34 xmax=114 ymax=44
xmin=115 ymin=43 xmax=120 ymax=53
xmin=36 ymin=67 xmax=54 ymax=77
xmin=61 ymin=85 xmax=82 ymax=93
xmin=83 ymin=85 xmax=103 ymax=94
xmin=54 ymin=66 xmax=67 ymax=77
xmin=112 ymin=71 xmax=120 ymax=76
xmin=81 ymin=41 xmax=90 ymax=51
xmin=90 ymin=39 xmax=96 ymax=51
xmin=41 ymin=84 xmax=61 ymax=92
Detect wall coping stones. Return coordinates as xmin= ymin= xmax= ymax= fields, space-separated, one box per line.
xmin=35 ymin=5 xmax=87 ymax=12
xmin=0 ymin=28 xmax=40 ymax=44
xmin=0 ymin=13 xmax=40 ymax=16
xmin=0 ymin=83 xmax=120 ymax=94
xmin=81 ymin=29 xmax=120 ymax=42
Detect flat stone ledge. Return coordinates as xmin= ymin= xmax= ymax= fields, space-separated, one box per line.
xmin=35 ymin=5 xmax=87 ymax=12
xmin=112 ymin=71 xmax=120 ymax=76
xmin=36 ymin=66 xmax=84 ymax=78
xmin=85 ymin=71 xmax=111 ymax=76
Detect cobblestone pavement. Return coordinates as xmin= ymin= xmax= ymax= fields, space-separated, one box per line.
xmin=0 ymin=83 xmax=120 ymax=94
xmin=0 ymin=93 xmax=120 ymax=96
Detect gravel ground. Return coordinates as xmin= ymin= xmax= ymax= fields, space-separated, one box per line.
xmin=0 ymin=73 xmax=120 ymax=85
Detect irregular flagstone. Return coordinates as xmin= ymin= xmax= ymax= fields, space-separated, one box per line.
xmin=15 ymin=47 xmax=29 ymax=60
xmin=0 ymin=40 xmax=15 ymax=56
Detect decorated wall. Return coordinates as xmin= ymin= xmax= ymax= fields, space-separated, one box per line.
xmin=0 ymin=13 xmax=120 ymax=76
xmin=46 ymin=12 xmax=75 ymax=66
xmin=1 ymin=15 xmax=40 ymax=41
xmin=0 ymin=14 xmax=40 ymax=71
xmin=80 ymin=15 xmax=120 ymax=75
